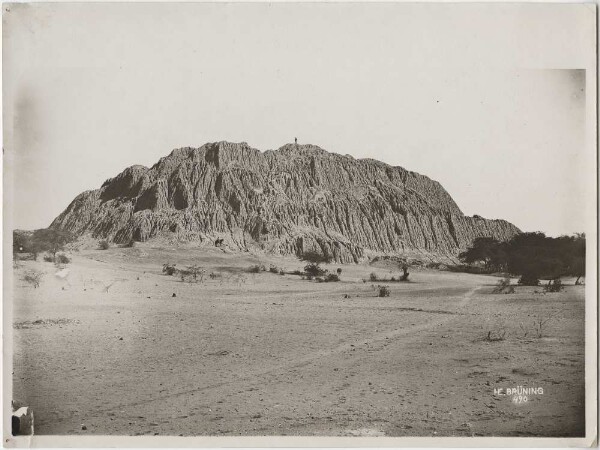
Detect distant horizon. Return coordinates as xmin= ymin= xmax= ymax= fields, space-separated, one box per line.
xmin=4 ymin=3 xmax=595 ymax=239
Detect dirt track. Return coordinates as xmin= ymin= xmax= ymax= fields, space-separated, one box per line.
xmin=11 ymin=245 xmax=585 ymax=436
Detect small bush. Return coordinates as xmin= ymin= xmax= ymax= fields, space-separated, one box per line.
xmin=400 ymin=265 xmax=410 ymax=281
xmin=209 ymin=272 xmax=221 ymax=280
xmin=484 ymin=329 xmax=507 ymax=342
xmin=23 ymin=270 xmax=43 ymax=288
xmin=98 ymin=240 xmax=110 ymax=250
xmin=248 ymin=264 xmax=265 ymax=273
xmin=315 ymin=277 xmax=324 ymax=283
xmin=306 ymin=274 xmax=314 ymax=280
xmin=269 ymin=265 xmax=279 ymax=274
xmin=123 ymin=239 xmax=135 ymax=248
xmin=518 ymin=274 xmax=540 ymax=286
xmin=162 ymin=263 xmax=177 ymax=276
xmin=290 ymin=270 xmax=304 ymax=276
xmin=532 ymin=311 xmax=560 ymax=338
xmin=56 ymin=254 xmax=70 ymax=264
xmin=279 ymin=270 xmax=285 ymax=275
xmin=482 ymin=316 xmax=508 ymax=341
xmin=299 ymin=250 xmax=333 ymax=265
xmin=492 ymin=277 xmax=514 ymax=294
xmin=43 ymin=254 xmax=54 ymax=263
xmin=377 ymin=285 xmax=390 ymax=297
xmin=179 ymin=265 xmax=205 ymax=283
xmin=324 ymin=273 xmax=340 ymax=282
xmin=543 ymin=278 xmax=564 ymax=293
xmin=185 ymin=265 xmax=205 ymax=283
xmin=369 ymin=272 xmax=378 ymax=282
xmin=336 ymin=268 xmax=342 ymax=276
xmin=304 ymin=263 xmax=327 ymax=277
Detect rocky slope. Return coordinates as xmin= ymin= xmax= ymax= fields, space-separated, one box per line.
xmin=50 ymin=141 xmax=519 ymax=263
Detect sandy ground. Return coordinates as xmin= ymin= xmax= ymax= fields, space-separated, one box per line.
xmin=11 ymin=244 xmax=585 ymax=437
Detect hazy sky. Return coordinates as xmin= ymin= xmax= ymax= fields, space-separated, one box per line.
xmin=3 ymin=3 xmax=596 ymax=236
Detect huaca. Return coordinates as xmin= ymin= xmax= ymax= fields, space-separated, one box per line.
xmin=50 ymin=141 xmax=520 ymax=262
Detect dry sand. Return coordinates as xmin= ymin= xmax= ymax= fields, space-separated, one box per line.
xmin=11 ymin=244 xmax=585 ymax=437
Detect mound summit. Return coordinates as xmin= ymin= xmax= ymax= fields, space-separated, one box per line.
xmin=50 ymin=141 xmax=519 ymax=263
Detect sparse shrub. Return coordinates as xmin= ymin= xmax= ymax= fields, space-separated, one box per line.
xmin=399 ymin=265 xmax=410 ymax=281
xmin=98 ymin=240 xmax=110 ymax=250
xmin=123 ymin=239 xmax=135 ymax=248
xmin=484 ymin=329 xmax=507 ymax=342
xmin=377 ymin=285 xmax=390 ymax=297
xmin=299 ymin=251 xmax=331 ymax=278
xmin=304 ymin=263 xmax=327 ymax=277
xmin=369 ymin=272 xmax=378 ymax=282
xmin=43 ymin=254 xmax=54 ymax=263
xmin=543 ymin=278 xmax=564 ymax=293
xmin=23 ymin=270 xmax=43 ymax=288
xmin=269 ymin=265 xmax=279 ymax=274
xmin=482 ymin=317 xmax=508 ymax=341
xmin=209 ymin=272 xmax=221 ymax=280
xmin=518 ymin=323 xmax=529 ymax=338
xmin=229 ymin=273 xmax=247 ymax=285
xmin=492 ymin=277 xmax=514 ymax=294
xmin=324 ymin=273 xmax=340 ymax=282
xmin=290 ymin=270 xmax=304 ymax=276
xmin=493 ymin=277 xmax=510 ymax=293
xmin=162 ymin=263 xmax=177 ymax=276
xmin=533 ymin=311 xmax=560 ymax=338
xmin=103 ymin=280 xmax=118 ymax=293
xmin=181 ymin=265 xmax=205 ymax=283
xmin=279 ymin=270 xmax=285 ymax=276
xmin=248 ymin=264 xmax=264 ymax=273
xmin=518 ymin=274 xmax=540 ymax=286
xmin=56 ymin=253 xmax=70 ymax=264
xmin=391 ymin=276 xmax=396 ymax=282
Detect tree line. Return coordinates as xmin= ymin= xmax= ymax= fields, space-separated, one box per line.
xmin=459 ymin=232 xmax=585 ymax=285
xmin=13 ymin=229 xmax=74 ymax=262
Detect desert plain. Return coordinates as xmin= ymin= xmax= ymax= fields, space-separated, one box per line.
xmin=11 ymin=243 xmax=585 ymax=437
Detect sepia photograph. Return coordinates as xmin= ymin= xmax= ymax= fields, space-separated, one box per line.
xmin=2 ymin=2 xmax=597 ymax=447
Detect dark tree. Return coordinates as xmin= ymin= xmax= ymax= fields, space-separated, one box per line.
xmin=299 ymin=251 xmax=332 ymax=277
xmin=460 ymin=232 xmax=585 ymax=286
xmin=400 ymin=264 xmax=410 ymax=281
xmin=557 ymin=233 xmax=585 ymax=284
xmin=13 ymin=231 xmax=34 ymax=259
xmin=31 ymin=229 xmax=74 ymax=262
xmin=459 ymin=237 xmax=507 ymax=272
xmin=507 ymin=232 xmax=563 ymax=284
xmin=300 ymin=251 xmax=332 ymax=265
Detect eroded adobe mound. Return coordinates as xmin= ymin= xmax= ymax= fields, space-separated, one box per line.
xmin=50 ymin=141 xmax=519 ymax=263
